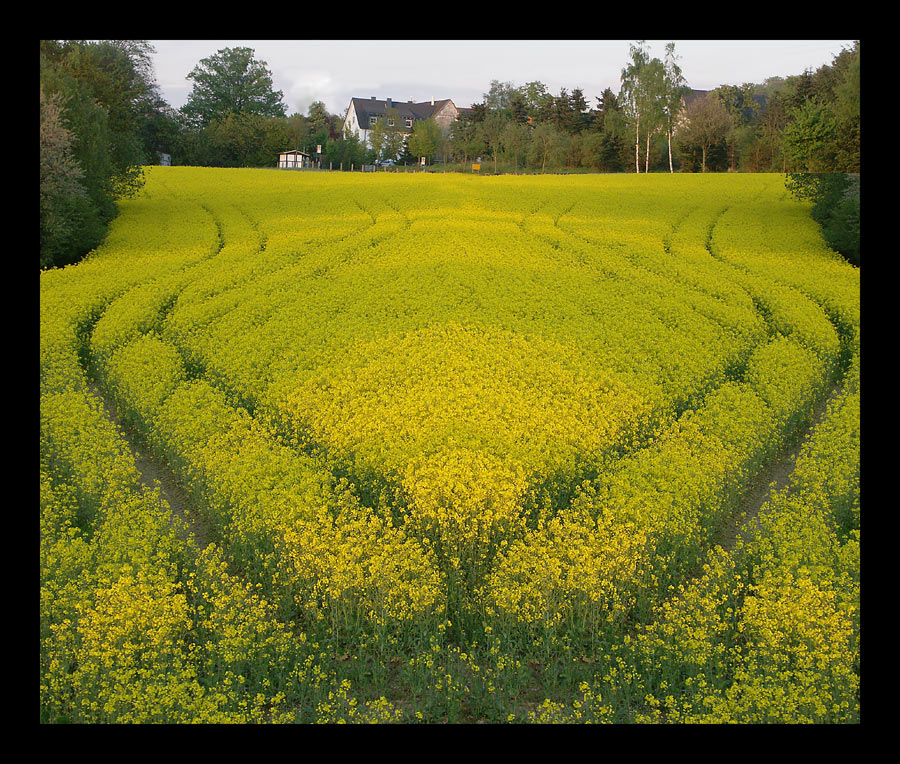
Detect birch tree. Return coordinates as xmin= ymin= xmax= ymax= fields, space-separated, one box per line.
xmin=663 ymin=42 xmax=689 ymax=173
xmin=621 ymin=41 xmax=666 ymax=173
xmin=620 ymin=41 xmax=650 ymax=173
xmin=641 ymin=58 xmax=666 ymax=172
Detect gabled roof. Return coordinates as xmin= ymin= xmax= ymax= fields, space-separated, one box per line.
xmin=349 ymin=97 xmax=456 ymax=127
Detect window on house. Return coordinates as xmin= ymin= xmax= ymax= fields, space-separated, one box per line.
xmin=405 ymin=118 xmax=413 ymax=128
xmin=388 ymin=118 xmax=395 ymax=127
xmin=369 ymin=116 xmax=377 ymax=125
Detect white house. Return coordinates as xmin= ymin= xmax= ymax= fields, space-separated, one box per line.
xmin=343 ymin=97 xmax=470 ymax=150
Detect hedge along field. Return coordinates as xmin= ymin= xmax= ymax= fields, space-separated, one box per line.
xmin=40 ymin=167 xmax=860 ymax=723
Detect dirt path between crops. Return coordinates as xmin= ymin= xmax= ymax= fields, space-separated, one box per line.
xmin=87 ymin=380 xmax=215 ymax=552
xmin=715 ymin=378 xmax=845 ymax=552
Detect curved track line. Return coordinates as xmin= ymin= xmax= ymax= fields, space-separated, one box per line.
xmin=86 ymin=378 xmax=215 ymax=554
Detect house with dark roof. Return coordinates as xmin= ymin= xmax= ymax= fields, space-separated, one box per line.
xmin=343 ymin=97 xmax=470 ymax=150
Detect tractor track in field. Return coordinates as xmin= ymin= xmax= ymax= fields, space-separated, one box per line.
xmin=715 ymin=374 xmax=846 ymax=555
xmin=86 ymin=378 xmax=216 ymax=554
xmin=79 ymin=183 xmax=852 ymax=607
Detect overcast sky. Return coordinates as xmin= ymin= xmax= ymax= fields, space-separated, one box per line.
xmin=148 ymin=40 xmax=856 ymax=118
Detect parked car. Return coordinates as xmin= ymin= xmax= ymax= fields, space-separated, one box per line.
xmin=376 ymin=159 xmax=396 ymax=167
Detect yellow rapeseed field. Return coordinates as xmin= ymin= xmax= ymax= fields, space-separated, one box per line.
xmin=40 ymin=167 xmax=859 ymax=723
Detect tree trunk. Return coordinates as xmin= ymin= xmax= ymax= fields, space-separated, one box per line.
xmin=635 ymin=115 xmax=641 ymax=173
xmin=645 ymin=131 xmax=651 ymax=173
xmin=668 ymin=128 xmax=674 ymax=173
xmin=701 ymin=146 xmax=707 ymax=173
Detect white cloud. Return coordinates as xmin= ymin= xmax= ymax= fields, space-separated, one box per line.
xmin=149 ymin=39 xmax=857 ymax=116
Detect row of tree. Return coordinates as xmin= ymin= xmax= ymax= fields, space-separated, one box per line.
xmin=40 ymin=40 xmax=162 ymax=268
xmin=39 ymin=43 xmax=337 ymax=269
xmin=40 ymin=41 xmax=860 ymax=269
xmin=439 ymin=40 xmax=859 ymax=177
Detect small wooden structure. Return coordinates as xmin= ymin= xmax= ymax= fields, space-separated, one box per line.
xmin=278 ymin=150 xmax=312 ymax=169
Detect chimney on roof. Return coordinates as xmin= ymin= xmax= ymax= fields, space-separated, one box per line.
xmin=371 ymin=96 xmax=376 ymax=100
xmin=431 ymin=97 xmax=434 ymax=106
xmin=386 ymin=98 xmax=392 ymax=108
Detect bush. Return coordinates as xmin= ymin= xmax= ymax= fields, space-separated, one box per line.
xmin=785 ymin=173 xmax=859 ymax=266
xmin=821 ymin=178 xmax=859 ymax=266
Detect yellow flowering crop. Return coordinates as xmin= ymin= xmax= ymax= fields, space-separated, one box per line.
xmin=40 ymin=167 xmax=859 ymax=722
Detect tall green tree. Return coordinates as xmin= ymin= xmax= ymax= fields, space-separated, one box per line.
xmin=521 ymin=81 xmax=549 ymax=112
xmin=305 ymin=99 xmax=342 ymax=153
xmin=40 ymin=39 xmax=156 ymax=267
xmin=749 ymin=86 xmax=791 ymax=171
xmin=479 ymin=111 xmax=507 ymax=173
xmin=449 ymin=115 xmax=485 ymax=165
xmin=41 ymin=40 xmax=151 ymax=199
xmin=181 ymin=46 xmax=286 ymax=128
xmin=782 ymin=100 xmax=837 ymax=172
xmin=204 ymin=113 xmax=292 ymax=167
xmin=594 ymin=88 xmax=618 ymax=131
xmin=662 ymin=43 xmax=689 ymax=173
xmin=552 ymin=87 xmax=575 ymax=133
xmin=407 ymin=117 xmax=443 ymax=165
xmin=569 ymin=87 xmax=590 ymax=133
xmin=508 ymin=89 xmax=530 ymax=125
xmin=521 ymin=81 xmax=554 ymax=125
xmin=620 ymin=41 xmax=652 ymax=172
xmin=501 ymin=121 xmax=531 ymax=174
xmin=369 ymin=107 xmax=406 ymax=160
xmin=139 ymin=97 xmax=182 ymax=161
xmin=306 ymin=100 xmax=330 ymax=133
xmin=203 ymin=112 xmax=257 ymax=166
xmin=40 ymin=86 xmax=96 ymax=268
xmin=715 ymin=83 xmax=760 ymax=171
xmin=483 ymin=80 xmax=518 ymax=112
xmin=830 ymin=42 xmax=860 ymax=172
xmin=676 ymin=93 xmax=733 ymax=172
xmin=640 ymin=58 xmax=667 ymax=172
xmin=285 ymin=112 xmax=313 ymax=154
xmin=528 ymin=122 xmax=564 ymax=173
xmin=469 ymin=102 xmax=487 ymax=123
xmin=327 ymin=127 xmax=366 ymax=170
